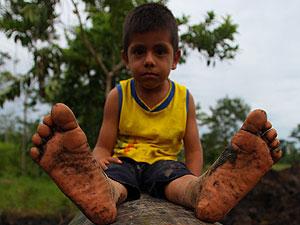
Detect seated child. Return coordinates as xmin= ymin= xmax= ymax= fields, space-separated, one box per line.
xmin=30 ymin=3 xmax=282 ymax=225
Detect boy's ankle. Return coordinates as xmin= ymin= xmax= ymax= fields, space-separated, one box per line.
xmin=109 ymin=178 xmax=128 ymax=205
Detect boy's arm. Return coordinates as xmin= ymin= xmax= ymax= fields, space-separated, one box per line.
xmin=93 ymin=87 xmax=122 ymax=170
xmin=183 ymin=93 xmax=203 ymax=176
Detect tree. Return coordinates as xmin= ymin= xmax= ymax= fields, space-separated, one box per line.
xmin=281 ymin=124 xmax=300 ymax=164
xmin=198 ymin=97 xmax=250 ymax=165
xmin=0 ymin=111 xmax=19 ymax=142
xmin=0 ymin=0 xmax=59 ymax=107
xmin=291 ymin=124 xmax=300 ymax=143
xmin=0 ymin=0 xmax=239 ymax=145
xmin=279 ymin=139 xmax=300 ymax=165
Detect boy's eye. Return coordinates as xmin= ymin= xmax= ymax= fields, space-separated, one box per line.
xmin=132 ymin=46 xmax=146 ymax=56
xmin=154 ymin=45 xmax=168 ymax=56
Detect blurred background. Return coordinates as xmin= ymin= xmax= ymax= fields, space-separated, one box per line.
xmin=0 ymin=0 xmax=299 ymax=224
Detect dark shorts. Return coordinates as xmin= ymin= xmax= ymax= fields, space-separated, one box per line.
xmin=105 ymin=157 xmax=192 ymax=201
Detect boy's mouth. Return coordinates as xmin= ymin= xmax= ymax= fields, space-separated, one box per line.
xmin=141 ymin=72 xmax=159 ymax=77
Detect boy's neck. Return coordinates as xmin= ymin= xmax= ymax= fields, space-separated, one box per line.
xmin=134 ymin=79 xmax=171 ymax=109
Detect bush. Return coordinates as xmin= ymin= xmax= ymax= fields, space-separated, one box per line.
xmin=0 ymin=142 xmax=21 ymax=176
xmin=0 ymin=175 xmax=76 ymax=216
xmin=0 ymin=141 xmax=47 ymax=178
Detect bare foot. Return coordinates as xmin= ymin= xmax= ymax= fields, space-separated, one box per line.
xmin=195 ymin=109 xmax=282 ymax=222
xmin=30 ymin=103 xmax=116 ymax=225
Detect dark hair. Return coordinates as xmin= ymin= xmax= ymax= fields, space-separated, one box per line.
xmin=123 ymin=3 xmax=178 ymax=55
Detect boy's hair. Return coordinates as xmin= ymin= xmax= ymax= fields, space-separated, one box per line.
xmin=123 ymin=3 xmax=179 ymax=55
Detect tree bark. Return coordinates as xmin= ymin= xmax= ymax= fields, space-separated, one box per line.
xmin=69 ymin=194 xmax=221 ymax=225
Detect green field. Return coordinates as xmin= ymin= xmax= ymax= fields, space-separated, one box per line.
xmin=0 ymin=141 xmax=77 ymax=217
xmin=0 ymin=175 xmax=77 ymax=216
xmin=272 ymin=162 xmax=291 ymax=171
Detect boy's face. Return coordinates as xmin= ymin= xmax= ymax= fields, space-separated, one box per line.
xmin=122 ymin=30 xmax=181 ymax=90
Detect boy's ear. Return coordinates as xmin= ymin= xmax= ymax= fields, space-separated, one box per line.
xmin=171 ymin=50 xmax=181 ymax=70
xmin=121 ymin=50 xmax=129 ymax=67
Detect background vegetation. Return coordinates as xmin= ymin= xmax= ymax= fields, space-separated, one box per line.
xmin=0 ymin=0 xmax=299 ymax=219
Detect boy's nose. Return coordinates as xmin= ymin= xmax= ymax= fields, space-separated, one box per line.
xmin=144 ymin=52 xmax=155 ymax=68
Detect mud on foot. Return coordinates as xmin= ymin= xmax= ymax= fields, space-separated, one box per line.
xmin=195 ymin=109 xmax=282 ymax=222
xmin=30 ymin=103 xmax=116 ymax=225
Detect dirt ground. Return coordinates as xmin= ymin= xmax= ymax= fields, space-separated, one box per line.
xmin=222 ymin=164 xmax=300 ymax=225
xmin=1 ymin=164 xmax=299 ymax=225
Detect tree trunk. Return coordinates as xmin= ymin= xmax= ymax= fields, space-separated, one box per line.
xmin=69 ymin=194 xmax=221 ymax=225
xmin=20 ymin=89 xmax=28 ymax=175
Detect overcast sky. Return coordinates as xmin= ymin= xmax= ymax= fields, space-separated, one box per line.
xmin=1 ymin=0 xmax=300 ymax=139
xmin=168 ymin=0 xmax=300 ymax=139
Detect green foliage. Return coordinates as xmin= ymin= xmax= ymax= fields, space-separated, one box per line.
xmin=0 ymin=142 xmax=21 ymax=175
xmin=0 ymin=109 xmax=44 ymax=176
xmin=0 ymin=0 xmax=58 ymax=48
xmin=272 ymin=163 xmax=292 ymax=171
xmin=278 ymin=125 xmax=300 ymax=165
xmin=0 ymin=114 xmax=20 ymax=143
xmin=0 ymin=140 xmax=44 ymax=177
xmin=0 ymin=71 xmax=21 ymax=107
xmin=31 ymin=45 xmax=62 ymax=99
xmin=198 ymin=96 xmax=251 ymax=165
xmin=180 ymin=11 xmax=238 ymax=66
xmin=291 ymin=124 xmax=300 ymax=142
xmin=0 ymin=141 xmax=73 ymax=217
xmin=0 ymin=51 xmax=11 ymax=66
xmin=197 ymin=97 xmax=300 ymax=167
xmin=0 ymin=175 xmax=76 ymax=216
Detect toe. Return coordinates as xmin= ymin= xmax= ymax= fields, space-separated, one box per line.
xmin=51 ymin=103 xmax=78 ymax=131
xmin=271 ymin=148 xmax=282 ymax=163
xmin=262 ymin=121 xmax=272 ymax=133
xmin=241 ymin=109 xmax=267 ymax=134
xmin=37 ymin=124 xmax=52 ymax=138
xmin=269 ymin=139 xmax=280 ymax=150
xmin=30 ymin=147 xmax=40 ymax=161
xmin=43 ymin=114 xmax=53 ymax=126
xmin=32 ymin=133 xmax=43 ymax=146
xmin=263 ymin=128 xmax=277 ymax=143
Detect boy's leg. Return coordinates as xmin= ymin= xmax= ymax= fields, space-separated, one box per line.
xmin=30 ymin=103 xmax=127 ymax=225
xmin=165 ymin=109 xmax=282 ymax=222
xmin=142 ymin=160 xmax=193 ymax=198
xmin=164 ymin=174 xmax=198 ymax=208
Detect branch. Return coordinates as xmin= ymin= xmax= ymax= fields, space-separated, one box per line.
xmin=70 ymin=0 xmax=109 ymax=75
xmin=111 ymin=61 xmax=124 ymax=77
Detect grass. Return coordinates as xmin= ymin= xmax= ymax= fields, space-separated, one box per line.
xmin=0 ymin=174 xmax=77 ymax=217
xmin=0 ymin=141 xmax=77 ymax=217
xmin=272 ymin=163 xmax=291 ymax=171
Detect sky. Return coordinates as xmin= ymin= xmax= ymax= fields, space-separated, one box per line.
xmin=1 ymin=0 xmax=300 ymax=139
xmin=168 ymin=0 xmax=300 ymax=139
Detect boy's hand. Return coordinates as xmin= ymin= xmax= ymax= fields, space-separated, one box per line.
xmin=99 ymin=157 xmax=122 ymax=170
xmin=92 ymin=145 xmax=122 ymax=170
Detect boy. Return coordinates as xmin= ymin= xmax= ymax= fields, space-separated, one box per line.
xmin=30 ymin=3 xmax=282 ymax=225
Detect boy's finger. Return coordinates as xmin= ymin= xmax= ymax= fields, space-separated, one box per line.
xmin=108 ymin=157 xmax=122 ymax=164
xmin=99 ymin=162 xmax=108 ymax=170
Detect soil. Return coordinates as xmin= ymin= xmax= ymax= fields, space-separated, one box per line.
xmin=1 ymin=165 xmax=299 ymax=225
xmin=222 ymin=164 xmax=300 ymax=225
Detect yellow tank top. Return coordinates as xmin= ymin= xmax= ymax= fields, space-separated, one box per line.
xmin=113 ymin=78 xmax=189 ymax=164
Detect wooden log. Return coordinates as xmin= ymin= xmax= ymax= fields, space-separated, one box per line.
xmin=69 ymin=194 xmax=222 ymax=225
